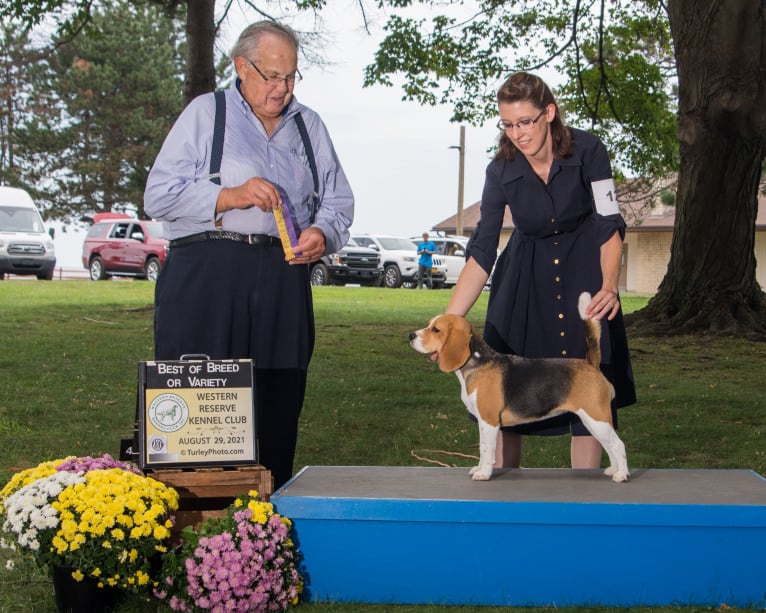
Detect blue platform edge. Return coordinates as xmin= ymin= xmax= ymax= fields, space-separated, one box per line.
xmin=271 ymin=466 xmax=766 ymax=607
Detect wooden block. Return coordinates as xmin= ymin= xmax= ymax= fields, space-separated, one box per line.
xmin=147 ymin=465 xmax=273 ymax=500
xmin=145 ymin=465 xmax=273 ymax=538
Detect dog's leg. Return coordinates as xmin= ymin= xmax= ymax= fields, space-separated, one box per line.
xmin=470 ymin=418 xmax=498 ymax=480
xmin=459 ymin=375 xmax=496 ymax=480
xmin=574 ymin=409 xmax=630 ymax=482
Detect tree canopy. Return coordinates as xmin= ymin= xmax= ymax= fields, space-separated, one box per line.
xmin=2 ymin=1 xmax=184 ymax=220
xmin=364 ymin=1 xmax=677 ymax=179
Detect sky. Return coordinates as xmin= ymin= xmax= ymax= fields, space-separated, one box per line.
xmin=52 ymin=2 xmax=510 ymax=268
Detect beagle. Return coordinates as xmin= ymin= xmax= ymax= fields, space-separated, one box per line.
xmin=409 ymin=292 xmax=629 ymax=482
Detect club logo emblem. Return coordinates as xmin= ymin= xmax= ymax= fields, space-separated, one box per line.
xmin=148 ymin=393 xmax=189 ymax=432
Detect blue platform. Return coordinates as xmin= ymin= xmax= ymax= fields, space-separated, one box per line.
xmin=271 ymin=466 xmax=766 ymax=607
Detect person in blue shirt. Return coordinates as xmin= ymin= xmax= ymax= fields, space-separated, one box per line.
xmin=447 ymin=72 xmax=635 ymax=471
xmin=416 ymin=232 xmax=437 ymax=289
xmin=144 ymin=21 xmax=354 ymax=489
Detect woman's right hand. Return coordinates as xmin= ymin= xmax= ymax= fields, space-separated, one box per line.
xmin=446 ymin=257 xmax=489 ymax=316
xmin=216 ymin=177 xmax=282 ymax=213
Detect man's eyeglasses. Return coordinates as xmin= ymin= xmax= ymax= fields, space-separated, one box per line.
xmin=496 ymin=108 xmax=546 ymax=132
xmin=247 ymin=59 xmax=302 ymax=87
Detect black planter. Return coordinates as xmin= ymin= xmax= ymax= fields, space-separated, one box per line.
xmin=51 ymin=566 xmax=120 ymax=613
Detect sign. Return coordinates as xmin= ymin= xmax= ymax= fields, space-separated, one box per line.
xmin=137 ymin=359 xmax=257 ymax=469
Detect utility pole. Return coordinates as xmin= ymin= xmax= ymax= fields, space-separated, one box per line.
xmin=448 ymin=125 xmax=466 ymax=236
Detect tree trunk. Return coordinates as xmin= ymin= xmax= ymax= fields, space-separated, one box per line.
xmin=183 ymin=0 xmax=217 ymax=105
xmin=627 ymin=0 xmax=766 ymax=338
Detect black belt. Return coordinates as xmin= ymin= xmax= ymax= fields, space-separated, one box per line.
xmin=169 ymin=231 xmax=282 ymax=248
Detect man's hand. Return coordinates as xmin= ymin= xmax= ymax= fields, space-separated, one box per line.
xmin=216 ymin=178 xmax=282 ymax=213
xmin=290 ymin=226 xmax=326 ymax=265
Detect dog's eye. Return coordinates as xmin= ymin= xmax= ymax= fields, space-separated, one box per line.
xmin=431 ymin=326 xmax=440 ymax=333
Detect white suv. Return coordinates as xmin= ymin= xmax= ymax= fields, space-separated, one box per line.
xmin=352 ymin=234 xmax=447 ymax=288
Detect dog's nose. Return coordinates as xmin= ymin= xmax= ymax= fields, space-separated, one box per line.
xmin=408 ymin=331 xmax=417 ymax=341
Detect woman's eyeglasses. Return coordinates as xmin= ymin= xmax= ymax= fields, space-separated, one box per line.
xmin=496 ymin=108 xmax=546 ymax=132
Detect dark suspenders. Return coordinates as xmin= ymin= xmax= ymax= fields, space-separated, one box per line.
xmin=210 ymin=90 xmax=320 ymax=223
xmin=293 ymin=112 xmax=320 ymax=224
xmin=209 ymin=90 xmax=226 ymax=186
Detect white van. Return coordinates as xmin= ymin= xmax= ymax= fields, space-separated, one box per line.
xmin=0 ymin=186 xmax=56 ymax=280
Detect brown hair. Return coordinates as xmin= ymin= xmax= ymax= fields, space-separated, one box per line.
xmin=495 ymin=72 xmax=573 ymax=160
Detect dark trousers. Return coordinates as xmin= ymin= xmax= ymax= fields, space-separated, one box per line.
xmin=254 ymin=368 xmax=306 ymax=489
xmin=154 ymin=239 xmax=314 ymax=489
xmin=418 ymin=264 xmax=433 ymax=288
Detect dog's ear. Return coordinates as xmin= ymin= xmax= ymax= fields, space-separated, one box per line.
xmin=437 ymin=316 xmax=472 ymax=372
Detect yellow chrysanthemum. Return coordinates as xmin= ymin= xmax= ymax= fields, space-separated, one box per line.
xmin=71 ymin=569 xmax=85 ymax=582
xmin=59 ymin=518 xmax=78 ymax=538
xmin=136 ymin=570 xmax=150 ymax=586
xmin=111 ymin=528 xmax=125 ymax=541
xmin=51 ymin=536 xmax=69 ymax=554
xmin=247 ymin=500 xmax=273 ymax=524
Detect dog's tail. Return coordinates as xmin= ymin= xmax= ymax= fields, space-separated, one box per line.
xmin=577 ymin=292 xmax=602 ymax=368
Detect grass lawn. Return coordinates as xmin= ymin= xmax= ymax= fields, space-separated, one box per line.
xmin=0 ymin=281 xmax=764 ymax=612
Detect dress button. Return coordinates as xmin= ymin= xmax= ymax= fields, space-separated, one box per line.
xmin=558 ymin=313 xmax=564 ymax=319
xmin=554 ymin=258 xmax=559 ymax=265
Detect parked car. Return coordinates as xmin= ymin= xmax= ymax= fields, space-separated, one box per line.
xmin=82 ymin=213 xmax=168 ymax=281
xmin=310 ymin=239 xmax=383 ymax=286
xmin=0 ymin=186 xmax=56 ymax=280
xmin=352 ymin=234 xmax=446 ymax=289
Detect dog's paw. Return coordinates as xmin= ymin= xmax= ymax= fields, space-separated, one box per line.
xmin=608 ymin=469 xmax=630 ymax=483
xmin=469 ymin=465 xmax=479 ymax=476
xmin=471 ymin=468 xmax=493 ymax=481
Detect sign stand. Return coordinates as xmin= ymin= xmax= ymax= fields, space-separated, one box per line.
xmin=136 ymin=358 xmax=258 ymax=469
xmin=133 ymin=358 xmax=272 ymax=535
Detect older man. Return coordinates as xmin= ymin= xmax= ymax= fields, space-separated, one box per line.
xmin=144 ymin=21 xmax=354 ymax=488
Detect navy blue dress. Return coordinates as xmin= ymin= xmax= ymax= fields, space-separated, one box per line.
xmin=468 ymin=128 xmax=636 ymax=435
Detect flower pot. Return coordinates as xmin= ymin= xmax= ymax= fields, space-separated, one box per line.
xmin=51 ymin=566 xmax=120 ymax=613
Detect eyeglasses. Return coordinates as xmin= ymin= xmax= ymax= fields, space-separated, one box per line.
xmin=246 ymin=59 xmax=302 ymax=87
xmin=496 ymin=108 xmax=546 ymax=132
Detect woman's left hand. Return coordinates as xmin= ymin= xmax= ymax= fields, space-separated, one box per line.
xmin=588 ymin=289 xmax=619 ymax=320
